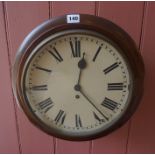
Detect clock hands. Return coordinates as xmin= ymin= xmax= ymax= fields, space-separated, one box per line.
xmin=74 ymin=53 xmax=109 ymax=121
xmin=77 ymin=52 xmax=86 ymax=84
xmin=78 ymin=52 xmax=86 ymax=69
xmin=74 ymin=52 xmax=86 ymax=91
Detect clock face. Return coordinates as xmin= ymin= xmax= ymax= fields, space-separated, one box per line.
xmin=21 ymin=30 xmax=133 ymax=138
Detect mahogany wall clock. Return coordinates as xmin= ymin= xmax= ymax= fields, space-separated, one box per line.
xmin=12 ymin=14 xmax=144 ymax=141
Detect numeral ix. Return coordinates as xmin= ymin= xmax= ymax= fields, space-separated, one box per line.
xmin=75 ymin=114 xmax=82 ymax=128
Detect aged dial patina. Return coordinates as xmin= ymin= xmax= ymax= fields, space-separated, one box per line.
xmin=13 ymin=14 xmax=144 ymax=140
xmin=23 ymin=31 xmax=132 ymax=135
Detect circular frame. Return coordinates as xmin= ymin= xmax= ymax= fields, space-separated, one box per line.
xmin=22 ymin=29 xmax=134 ymax=139
xmin=12 ymin=14 xmax=144 ymax=141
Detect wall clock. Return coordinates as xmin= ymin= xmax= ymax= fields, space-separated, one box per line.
xmin=12 ymin=14 xmax=144 ymax=141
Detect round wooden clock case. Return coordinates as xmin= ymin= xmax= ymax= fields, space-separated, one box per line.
xmin=12 ymin=14 xmax=144 ymax=141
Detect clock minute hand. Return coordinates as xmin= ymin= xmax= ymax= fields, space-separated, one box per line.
xmin=79 ymin=89 xmax=109 ymax=121
xmin=77 ymin=70 xmax=82 ymax=85
xmin=75 ymin=53 xmax=108 ymax=120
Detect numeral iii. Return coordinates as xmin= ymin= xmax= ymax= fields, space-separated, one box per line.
xmin=108 ymin=83 xmax=124 ymax=90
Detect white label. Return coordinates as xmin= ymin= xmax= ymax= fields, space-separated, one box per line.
xmin=67 ymin=14 xmax=80 ymax=23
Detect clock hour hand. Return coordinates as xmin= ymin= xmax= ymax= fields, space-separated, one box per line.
xmin=77 ymin=52 xmax=86 ymax=85
xmin=75 ymin=53 xmax=108 ymax=120
xmin=74 ymin=52 xmax=86 ymax=93
xmin=78 ymin=52 xmax=86 ymax=70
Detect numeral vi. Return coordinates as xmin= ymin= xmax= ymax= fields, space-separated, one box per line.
xmin=75 ymin=114 xmax=82 ymax=128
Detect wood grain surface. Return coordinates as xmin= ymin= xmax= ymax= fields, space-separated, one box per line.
xmin=127 ymin=2 xmax=155 ymax=153
xmin=4 ymin=2 xmax=54 ymax=153
xmin=0 ymin=2 xmax=19 ymax=153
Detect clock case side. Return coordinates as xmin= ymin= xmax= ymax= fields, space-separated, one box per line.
xmin=12 ymin=14 xmax=145 ymax=141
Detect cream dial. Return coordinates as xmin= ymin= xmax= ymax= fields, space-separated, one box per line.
xmin=22 ymin=30 xmax=132 ymax=137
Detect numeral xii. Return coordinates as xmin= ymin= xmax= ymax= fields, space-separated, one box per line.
xmin=70 ymin=39 xmax=81 ymax=57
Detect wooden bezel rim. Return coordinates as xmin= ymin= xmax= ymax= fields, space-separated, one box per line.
xmin=12 ymin=14 xmax=145 ymax=141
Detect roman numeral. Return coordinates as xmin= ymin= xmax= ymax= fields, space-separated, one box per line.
xmin=48 ymin=47 xmax=63 ymax=62
xmin=55 ymin=110 xmax=66 ymax=124
xmin=70 ymin=39 xmax=81 ymax=57
xmin=75 ymin=114 xmax=82 ymax=128
xmin=36 ymin=66 xmax=52 ymax=73
xmin=31 ymin=85 xmax=48 ymax=91
xmin=103 ymin=62 xmax=119 ymax=74
xmin=38 ymin=98 xmax=53 ymax=113
xmin=92 ymin=46 xmax=102 ymax=62
xmin=93 ymin=111 xmax=102 ymax=122
xmin=108 ymin=83 xmax=124 ymax=90
xmin=101 ymin=97 xmax=118 ymax=111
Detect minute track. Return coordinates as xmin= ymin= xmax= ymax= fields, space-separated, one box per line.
xmin=22 ymin=30 xmax=133 ymax=139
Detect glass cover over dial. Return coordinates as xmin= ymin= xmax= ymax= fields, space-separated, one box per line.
xmin=22 ymin=30 xmax=133 ymax=138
